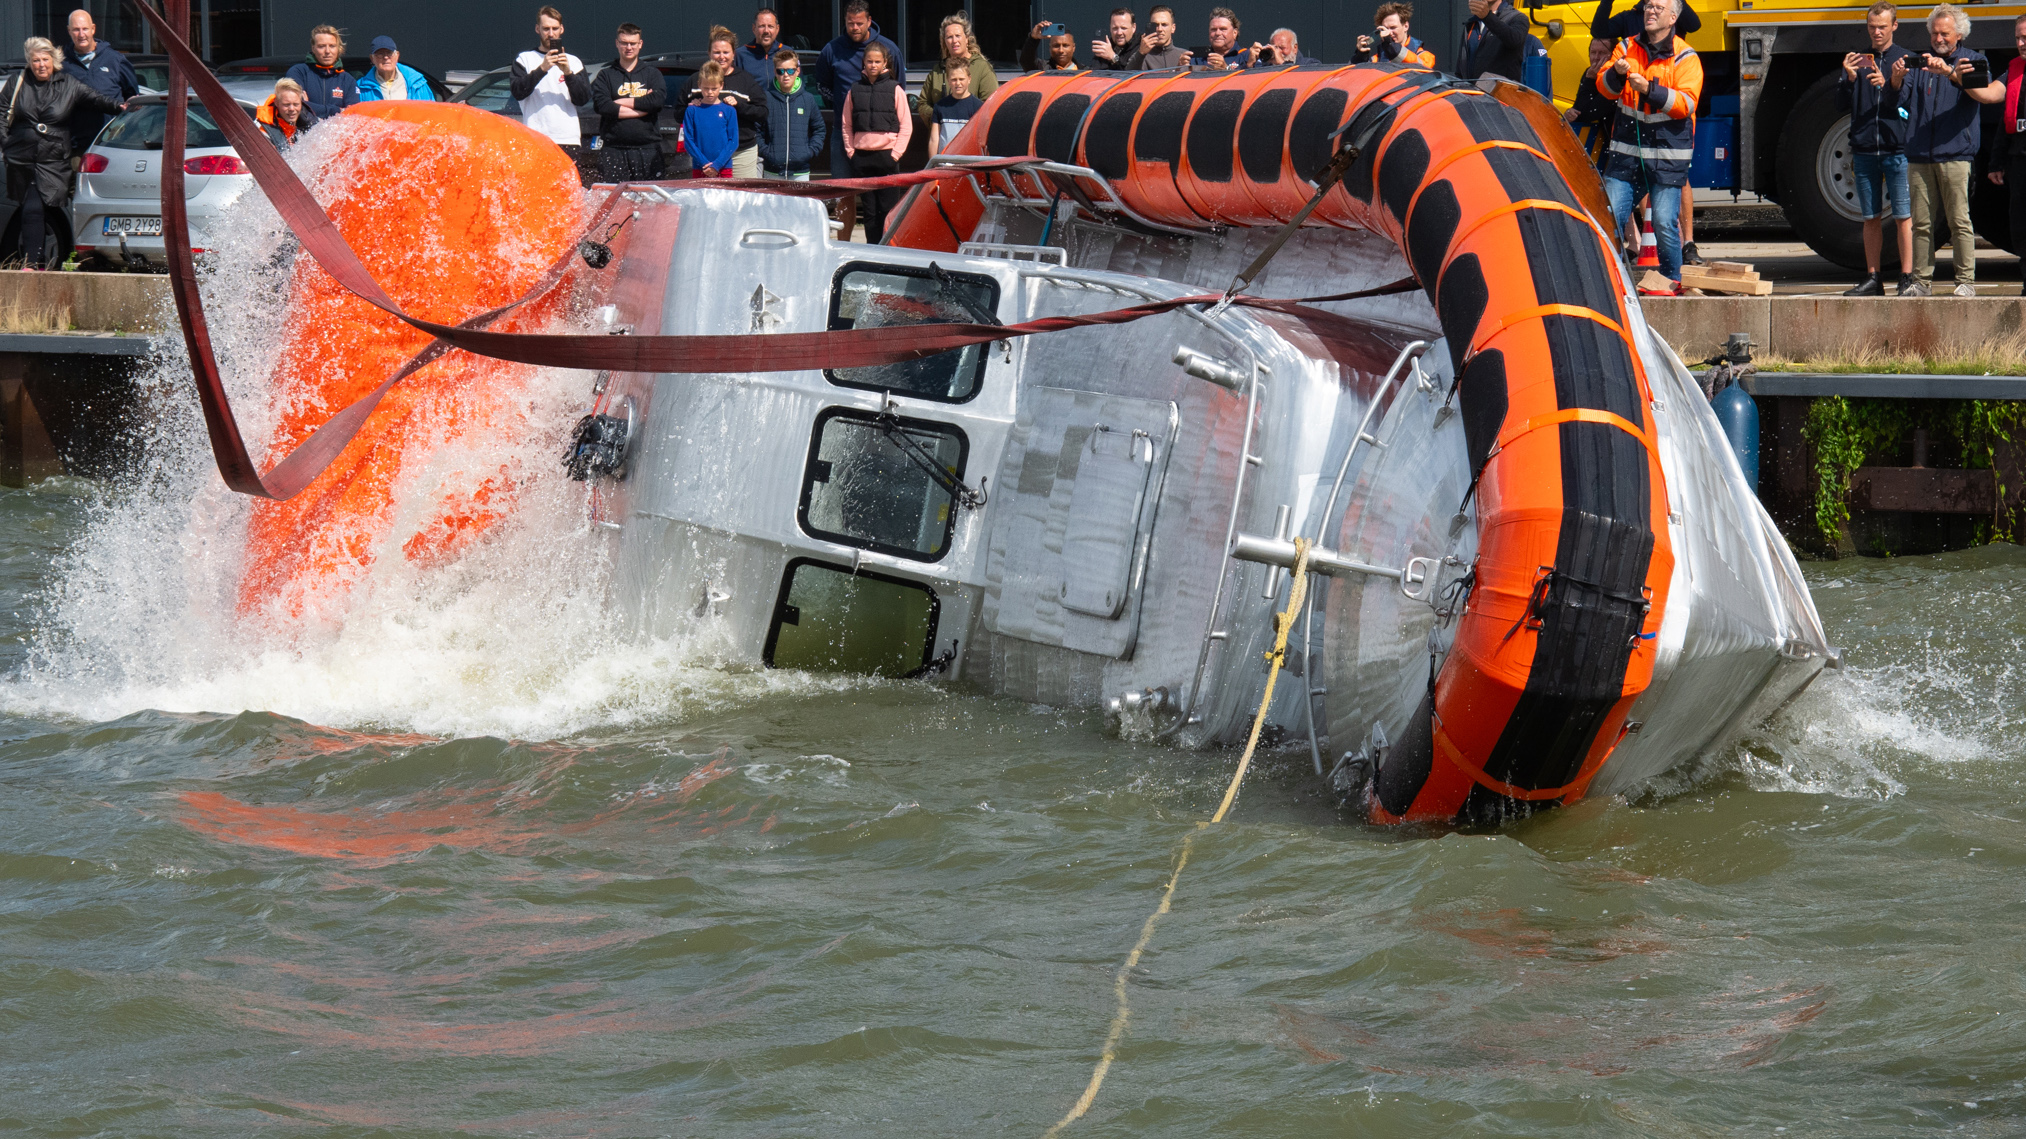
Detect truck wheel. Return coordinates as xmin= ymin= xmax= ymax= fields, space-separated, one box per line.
xmin=1777 ymin=73 xmax=1887 ymax=273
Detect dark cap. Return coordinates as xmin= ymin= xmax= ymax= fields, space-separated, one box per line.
xmin=369 ymin=35 xmax=398 ymax=53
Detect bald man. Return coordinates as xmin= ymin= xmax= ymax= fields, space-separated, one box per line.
xmin=61 ymin=9 xmax=139 ymax=156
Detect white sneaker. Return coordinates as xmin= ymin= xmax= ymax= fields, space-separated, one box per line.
xmin=1954 ymin=283 xmax=1978 ymax=297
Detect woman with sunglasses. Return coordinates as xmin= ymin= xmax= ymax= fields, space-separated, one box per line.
xmin=759 ymin=48 xmax=827 ymax=180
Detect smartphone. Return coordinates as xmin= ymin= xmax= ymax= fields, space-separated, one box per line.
xmin=1964 ymin=58 xmax=1991 ymax=87
xmin=1040 ymin=22 xmax=1068 ymax=37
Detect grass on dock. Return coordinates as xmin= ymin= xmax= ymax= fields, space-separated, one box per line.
xmin=1686 ymin=329 xmax=2026 ymax=376
xmin=0 ymin=296 xmax=74 ymax=334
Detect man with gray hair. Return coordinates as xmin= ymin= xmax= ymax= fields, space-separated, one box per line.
xmin=1902 ymin=2 xmax=2005 ymax=295
xmin=1253 ymin=27 xmax=1318 ymax=66
xmin=1597 ymin=0 xmax=1701 ymax=292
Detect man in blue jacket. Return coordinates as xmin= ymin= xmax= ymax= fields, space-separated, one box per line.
xmin=1839 ymin=2 xmax=1914 ymax=295
xmin=285 ymin=26 xmax=357 ymax=120
xmin=813 ymin=0 xmax=900 ymax=179
xmin=62 ymin=9 xmax=138 ymax=156
xmin=356 ymin=37 xmax=435 ymax=102
xmin=738 ymin=8 xmax=784 ymax=87
xmin=1902 ymin=2 xmax=2006 ymax=295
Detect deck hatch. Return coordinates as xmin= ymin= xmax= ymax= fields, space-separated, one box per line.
xmin=983 ymin=388 xmax=1179 ymax=659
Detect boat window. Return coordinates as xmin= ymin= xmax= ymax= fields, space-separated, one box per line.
xmin=826 ymin=261 xmax=999 ymax=403
xmin=764 ymin=559 xmax=940 ymax=676
xmin=800 ymin=408 xmax=968 ymax=561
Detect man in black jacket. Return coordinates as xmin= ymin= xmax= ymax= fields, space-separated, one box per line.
xmin=1841 ymin=1 xmax=1915 ymax=294
xmin=1459 ymin=0 xmax=1529 ymax=81
xmin=593 ymin=23 xmax=667 ymax=181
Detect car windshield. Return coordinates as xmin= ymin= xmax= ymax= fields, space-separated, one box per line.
xmin=459 ymin=73 xmax=517 ymax=113
xmin=96 ymin=104 xmax=232 ymax=150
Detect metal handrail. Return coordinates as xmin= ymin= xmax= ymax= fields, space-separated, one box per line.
xmin=926 ymin=154 xmax=1211 ymax=238
xmin=1295 ymin=340 xmax=1430 ymax=772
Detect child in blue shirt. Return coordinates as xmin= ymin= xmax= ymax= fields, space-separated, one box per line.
xmin=683 ymin=63 xmax=740 ymax=177
xmin=929 ymin=61 xmax=984 ymax=154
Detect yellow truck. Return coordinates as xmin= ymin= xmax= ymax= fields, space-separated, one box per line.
xmin=1519 ymin=0 xmax=2025 ymax=268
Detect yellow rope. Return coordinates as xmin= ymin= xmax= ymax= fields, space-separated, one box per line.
xmin=1043 ymin=538 xmax=1312 ymax=1137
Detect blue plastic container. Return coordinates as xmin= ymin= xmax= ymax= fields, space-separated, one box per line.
xmin=1710 ymin=385 xmax=1759 ymax=492
xmin=1523 ymin=52 xmax=1552 ymax=99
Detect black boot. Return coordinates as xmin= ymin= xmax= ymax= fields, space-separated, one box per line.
xmin=1845 ymin=274 xmax=1885 ymax=296
xmin=1680 ymin=241 xmax=1704 ymax=266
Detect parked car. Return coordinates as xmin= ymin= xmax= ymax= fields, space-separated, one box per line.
xmin=68 ymin=94 xmax=257 ymax=268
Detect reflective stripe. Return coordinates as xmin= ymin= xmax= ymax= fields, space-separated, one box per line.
xmin=1650 ymin=85 xmax=1676 ymax=116
xmin=1620 ymin=105 xmax=1678 ymax=124
xmin=1610 ymin=140 xmax=1694 ymax=160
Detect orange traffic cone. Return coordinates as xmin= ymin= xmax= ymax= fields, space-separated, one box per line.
xmin=1636 ymin=206 xmax=1659 ymax=269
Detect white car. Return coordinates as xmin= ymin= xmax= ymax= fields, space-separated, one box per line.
xmin=70 ymin=94 xmax=256 ymax=268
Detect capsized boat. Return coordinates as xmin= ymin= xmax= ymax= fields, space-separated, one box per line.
xmin=539 ymin=66 xmax=1833 ymax=824
xmin=205 ymin=64 xmax=1831 ymax=826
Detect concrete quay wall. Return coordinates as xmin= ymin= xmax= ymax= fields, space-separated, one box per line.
xmin=1643 ymin=295 xmax=2026 ymax=362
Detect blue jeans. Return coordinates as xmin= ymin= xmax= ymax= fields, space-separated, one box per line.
xmin=1604 ymin=175 xmax=1682 ymax=282
xmin=1852 ymin=152 xmax=1911 ymax=220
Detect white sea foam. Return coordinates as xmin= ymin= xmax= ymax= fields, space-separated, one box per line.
xmin=0 ymin=117 xmax=835 ymax=741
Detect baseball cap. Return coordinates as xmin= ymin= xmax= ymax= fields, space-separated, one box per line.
xmin=369 ymin=35 xmax=398 ymax=53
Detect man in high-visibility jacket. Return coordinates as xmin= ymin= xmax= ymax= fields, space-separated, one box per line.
xmin=1598 ymin=0 xmax=1702 ymax=292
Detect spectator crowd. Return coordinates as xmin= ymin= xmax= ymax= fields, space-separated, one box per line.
xmin=6 ymin=1 xmax=2026 ymax=294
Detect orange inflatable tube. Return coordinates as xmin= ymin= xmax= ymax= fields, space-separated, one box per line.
xmin=237 ymin=101 xmax=584 ymax=626
xmin=889 ymin=66 xmax=1673 ymax=825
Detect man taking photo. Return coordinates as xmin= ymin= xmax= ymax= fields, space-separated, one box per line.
xmin=1840 ymin=2 xmax=1916 ymax=296
xmin=1091 ymin=9 xmax=1141 ymax=70
xmin=511 ymin=7 xmax=592 ymax=161
xmin=1201 ymin=9 xmax=1253 ymax=70
xmin=1598 ymin=0 xmax=1702 ymax=293
xmin=1902 ymin=3 xmax=2005 ymax=295
xmin=1133 ymin=6 xmax=1189 ymax=69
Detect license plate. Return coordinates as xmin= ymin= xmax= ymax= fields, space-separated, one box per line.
xmin=102 ymin=217 xmax=163 ymax=237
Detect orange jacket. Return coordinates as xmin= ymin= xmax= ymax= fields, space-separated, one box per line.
xmin=1597 ymin=33 xmax=1701 ymax=184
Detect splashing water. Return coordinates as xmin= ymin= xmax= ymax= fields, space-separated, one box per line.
xmin=0 ymin=108 xmax=861 ymax=740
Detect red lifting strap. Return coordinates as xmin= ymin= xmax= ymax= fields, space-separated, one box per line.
xmin=131 ymin=0 xmax=1417 ymax=500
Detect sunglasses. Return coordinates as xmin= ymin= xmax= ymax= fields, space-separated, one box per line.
xmin=776 ymin=66 xmax=799 ymax=73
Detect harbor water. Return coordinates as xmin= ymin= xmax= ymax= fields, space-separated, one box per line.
xmin=0 ymin=469 xmax=2021 ymax=1135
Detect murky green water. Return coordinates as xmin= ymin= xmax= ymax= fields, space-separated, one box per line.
xmin=1 ymin=479 xmax=2022 ymax=1136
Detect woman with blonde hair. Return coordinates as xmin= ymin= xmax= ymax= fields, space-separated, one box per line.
xmin=917 ymin=13 xmax=995 ymax=124
xmin=3 ymin=37 xmax=124 ymax=268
